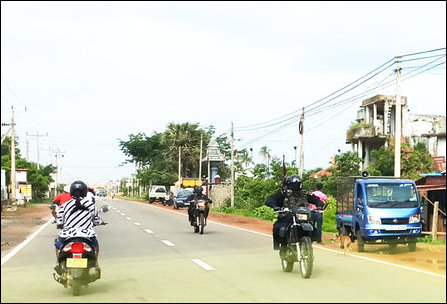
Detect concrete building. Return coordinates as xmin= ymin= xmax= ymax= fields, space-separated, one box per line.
xmin=347 ymin=94 xmax=446 ymax=170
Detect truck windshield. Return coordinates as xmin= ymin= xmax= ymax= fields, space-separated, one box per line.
xmin=365 ymin=183 xmax=419 ymax=208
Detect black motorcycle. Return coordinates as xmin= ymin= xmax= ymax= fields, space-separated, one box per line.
xmin=191 ymin=199 xmax=209 ymax=234
xmin=50 ymin=204 xmax=109 ymax=296
xmin=275 ymin=205 xmax=314 ymax=278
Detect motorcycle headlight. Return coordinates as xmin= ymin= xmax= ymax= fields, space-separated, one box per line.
xmin=409 ymin=214 xmax=420 ymax=224
xmin=368 ymin=215 xmax=381 ymax=224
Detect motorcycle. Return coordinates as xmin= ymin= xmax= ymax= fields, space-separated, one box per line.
xmin=275 ymin=205 xmax=315 ymax=278
xmin=49 ymin=204 xmax=110 ymax=296
xmin=191 ymin=199 xmax=209 ymax=234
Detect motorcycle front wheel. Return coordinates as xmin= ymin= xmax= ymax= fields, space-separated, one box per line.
xmin=199 ymin=213 xmax=205 ymax=234
xmin=193 ymin=216 xmax=199 ymax=233
xmin=299 ymin=236 xmax=313 ymax=278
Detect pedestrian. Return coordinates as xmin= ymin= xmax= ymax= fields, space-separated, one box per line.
xmin=310 ymin=182 xmax=329 ymax=244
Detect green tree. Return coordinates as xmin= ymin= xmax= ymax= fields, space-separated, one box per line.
xmin=333 ymin=151 xmax=362 ymax=176
xmin=367 ymin=139 xmax=433 ymax=179
xmin=1 ymin=136 xmax=55 ymax=199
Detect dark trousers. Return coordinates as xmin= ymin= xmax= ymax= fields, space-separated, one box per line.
xmin=272 ymin=218 xmax=291 ymax=250
xmin=311 ymin=212 xmax=323 ymax=243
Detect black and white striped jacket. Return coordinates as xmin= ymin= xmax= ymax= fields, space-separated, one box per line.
xmin=56 ymin=197 xmax=101 ymax=238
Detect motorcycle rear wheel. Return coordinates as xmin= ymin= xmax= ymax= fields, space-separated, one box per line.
xmin=72 ymin=279 xmax=81 ymax=296
xmin=299 ymin=236 xmax=313 ymax=278
xmin=280 ymin=245 xmax=294 ymax=272
xmin=281 ymin=258 xmax=294 ymax=272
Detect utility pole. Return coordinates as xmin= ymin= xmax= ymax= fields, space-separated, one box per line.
xmin=199 ymin=133 xmax=203 ymax=183
xmin=394 ymin=56 xmax=402 ymax=177
xmin=207 ymin=153 xmax=210 ymax=196
xmin=230 ymin=122 xmax=235 ymax=207
xmin=26 ymin=131 xmax=48 ymax=170
xmin=178 ymin=146 xmax=182 ymax=183
xmin=47 ymin=148 xmax=65 ymax=193
xmin=10 ymin=108 xmax=17 ymax=203
xmin=298 ymin=107 xmax=305 ymax=177
xmin=26 ymin=139 xmax=29 ymax=161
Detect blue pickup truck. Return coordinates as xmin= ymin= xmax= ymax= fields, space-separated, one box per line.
xmin=336 ymin=172 xmax=422 ymax=252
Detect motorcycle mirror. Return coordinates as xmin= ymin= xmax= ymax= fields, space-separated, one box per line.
xmin=100 ymin=205 xmax=110 ymax=213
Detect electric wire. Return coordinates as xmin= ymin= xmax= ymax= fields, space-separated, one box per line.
xmin=235 ymin=48 xmax=445 ymax=150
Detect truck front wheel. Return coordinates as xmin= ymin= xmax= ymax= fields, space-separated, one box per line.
xmin=339 ymin=226 xmax=348 ymax=236
xmin=356 ymin=230 xmax=365 ymax=252
xmin=408 ymin=241 xmax=417 ymax=252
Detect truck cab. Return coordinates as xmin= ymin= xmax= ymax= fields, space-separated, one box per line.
xmin=336 ymin=175 xmax=421 ymax=252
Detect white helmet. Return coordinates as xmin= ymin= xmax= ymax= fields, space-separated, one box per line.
xmin=63 ymin=185 xmax=70 ymax=193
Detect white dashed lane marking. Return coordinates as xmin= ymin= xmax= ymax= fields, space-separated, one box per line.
xmin=161 ymin=240 xmax=175 ymax=247
xmin=191 ymin=259 xmax=215 ymax=271
xmin=145 ymin=229 xmax=154 ymax=234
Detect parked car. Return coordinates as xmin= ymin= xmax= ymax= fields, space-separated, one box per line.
xmin=173 ymin=189 xmax=193 ymax=209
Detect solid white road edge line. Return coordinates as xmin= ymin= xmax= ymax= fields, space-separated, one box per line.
xmin=1 ymin=217 xmax=53 ymax=266
xmin=191 ymin=258 xmax=215 ymax=271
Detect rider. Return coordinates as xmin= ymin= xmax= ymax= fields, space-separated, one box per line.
xmin=265 ymin=174 xmax=310 ymax=250
xmin=187 ymin=186 xmax=212 ymax=225
xmin=54 ymin=180 xmax=107 ymax=274
xmin=51 ymin=185 xmax=72 ymax=220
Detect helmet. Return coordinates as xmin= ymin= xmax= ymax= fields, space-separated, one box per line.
xmin=284 ymin=175 xmax=303 ymax=191
xmin=70 ymin=180 xmax=88 ymax=198
xmin=193 ymin=186 xmax=203 ymax=194
xmin=63 ymin=185 xmax=70 ymax=193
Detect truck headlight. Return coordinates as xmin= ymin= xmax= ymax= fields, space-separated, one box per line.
xmin=367 ymin=215 xmax=381 ymax=224
xmin=409 ymin=214 xmax=420 ymax=224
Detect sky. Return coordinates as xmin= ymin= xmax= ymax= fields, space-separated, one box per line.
xmin=1 ymin=1 xmax=446 ymax=186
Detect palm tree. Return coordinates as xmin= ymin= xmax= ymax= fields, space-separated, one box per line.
xmin=236 ymin=149 xmax=252 ymax=175
xmin=161 ymin=123 xmax=211 ymax=178
xmin=259 ymin=146 xmax=271 ymax=178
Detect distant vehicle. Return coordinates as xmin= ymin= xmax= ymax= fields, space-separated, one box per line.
xmin=148 ymin=185 xmax=167 ymax=203
xmin=96 ymin=189 xmax=107 ymax=197
xmin=173 ymin=189 xmax=193 ymax=209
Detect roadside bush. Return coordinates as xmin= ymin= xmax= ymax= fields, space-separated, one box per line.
xmin=27 ymin=198 xmax=52 ymax=205
xmin=253 ymin=205 xmax=277 ymax=221
xmin=322 ymin=196 xmax=338 ymax=233
xmin=417 ymin=235 xmax=446 ymax=245
xmin=234 ymin=176 xmax=279 ymax=210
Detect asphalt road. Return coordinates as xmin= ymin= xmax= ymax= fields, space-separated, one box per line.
xmin=1 ymin=197 xmax=446 ymax=303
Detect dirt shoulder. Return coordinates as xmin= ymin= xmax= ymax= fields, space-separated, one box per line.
xmin=1 ymin=201 xmax=445 ymax=277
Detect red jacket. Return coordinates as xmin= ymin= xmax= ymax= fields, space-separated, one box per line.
xmin=53 ymin=192 xmax=72 ymax=206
